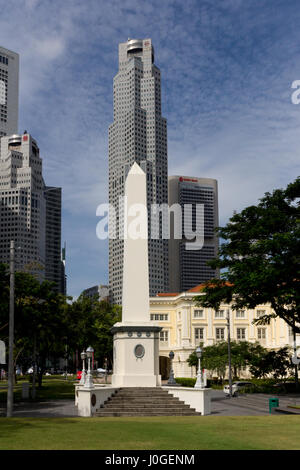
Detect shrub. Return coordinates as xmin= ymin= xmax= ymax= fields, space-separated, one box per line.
xmin=175 ymin=377 xmax=196 ymax=387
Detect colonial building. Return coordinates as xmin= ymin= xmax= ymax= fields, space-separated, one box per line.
xmin=150 ymin=284 xmax=297 ymax=378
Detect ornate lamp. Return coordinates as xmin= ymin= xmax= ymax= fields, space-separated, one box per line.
xmin=84 ymin=346 xmax=95 ymax=389
xmin=167 ymin=351 xmax=177 ymax=385
xmin=194 ymin=346 xmax=204 ymax=389
xmin=79 ymin=350 xmax=87 ymax=385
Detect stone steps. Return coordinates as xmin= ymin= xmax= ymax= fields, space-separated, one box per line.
xmin=96 ymin=411 xmax=200 ymax=417
xmin=102 ymin=403 xmax=191 ymax=409
xmin=94 ymin=387 xmax=200 ymax=417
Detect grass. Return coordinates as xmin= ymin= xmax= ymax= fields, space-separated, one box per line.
xmin=0 ymin=416 xmax=300 ymax=450
xmin=0 ymin=375 xmax=76 ymax=402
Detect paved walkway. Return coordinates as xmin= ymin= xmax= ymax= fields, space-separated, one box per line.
xmin=0 ymin=399 xmax=78 ymax=418
xmin=210 ymin=391 xmax=300 ymax=416
xmin=1 ymin=391 xmax=299 ymax=418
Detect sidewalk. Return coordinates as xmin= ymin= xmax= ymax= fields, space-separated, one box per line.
xmin=0 ymin=399 xmax=78 ymax=418
xmin=1 ymin=391 xmax=299 ymax=418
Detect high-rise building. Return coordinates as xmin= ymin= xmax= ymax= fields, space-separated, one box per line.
xmin=81 ymin=284 xmax=109 ymax=302
xmin=0 ymin=133 xmax=46 ymax=280
xmin=108 ymin=38 xmax=168 ymax=304
xmin=44 ymin=186 xmax=63 ymax=293
xmin=0 ymin=46 xmax=19 ymax=138
xmin=0 ymin=133 xmax=64 ymax=291
xmin=168 ymin=176 xmax=219 ymax=292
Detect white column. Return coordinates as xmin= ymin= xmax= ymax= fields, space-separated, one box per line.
xmin=122 ymin=162 xmax=149 ymax=324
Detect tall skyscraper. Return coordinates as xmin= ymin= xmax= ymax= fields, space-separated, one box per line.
xmin=0 ymin=133 xmax=46 ymax=280
xmin=108 ymin=38 xmax=168 ymax=304
xmin=44 ymin=186 xmax=63 ymax=293
xmin=0 ymin=46 xmax=19 ymax=138
xmin=0 ymin=133 xmax=64 ymax=292
xmin=168 ymin=175 xmax=219 ymax=292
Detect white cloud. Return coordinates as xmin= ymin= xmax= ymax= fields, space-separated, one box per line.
xmin=0 ymin=0 xmax=299 ymax=297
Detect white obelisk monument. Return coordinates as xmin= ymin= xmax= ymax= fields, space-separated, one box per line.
xmin=111 ymin=162 xmax=162 ymax=387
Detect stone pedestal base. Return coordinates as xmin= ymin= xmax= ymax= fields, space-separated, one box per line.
xmin=163 ymin=386 xmax=211 ymax=415
xmin=111 ymin=323 xmax=162 ymax=388
xmin=77 ymin=386 xmax=118 ymax=417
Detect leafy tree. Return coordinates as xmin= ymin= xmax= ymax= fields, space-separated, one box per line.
xmin=194 ymin=178 xmax=300 ymax=332
xmin=249 ymin=347 xmax=293 ymax=380
xmin=187 ymin=340 xmax=266 ymax=382
xmin=0 ymin=265 xmax=121 ymax=384
xmin=0 ymin=265 xmax=68 ymax=386
xmin=62 ymin=294 xmax=121 ymax=371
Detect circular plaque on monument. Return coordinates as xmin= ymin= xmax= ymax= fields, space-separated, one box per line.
xmin=134 ymin=344 xmax=145 ymax=358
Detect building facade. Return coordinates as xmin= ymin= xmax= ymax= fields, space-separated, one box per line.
xmin=81 ymin=284 xmax=109 ymax=302
xmin=44 ymin=186 xmax=64 ymax=293
xmin=108 ymin=38 xmax=168 ymax=304
xmin=0 ymin=46 xmax=19 ymax=138
xmin=168 ymin=176 xmax=219 ymax=292
xmin=150 ymin=285 xmax=298 ymax=378
xmin=0 ymin=133 xmax=46 ymax=279
xmin=0 ymin=133 xmax=64 ymax=291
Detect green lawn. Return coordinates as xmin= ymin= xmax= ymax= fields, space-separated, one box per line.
xmin=0 ymin=375 xmax=76 ymax=402
xmin=0 ymin=416 xmax=299 ymax=450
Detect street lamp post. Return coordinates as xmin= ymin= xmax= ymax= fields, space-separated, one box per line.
xmin=104 ymin=357 xmax=108 ymax=384
xmin=167 ymin=351 xmax=177 ymax=385
xmin=6 ymin=240 xmax=15 ymax=417
xmin=84 ymin=346 xmax=94 ymax=389
xmin=194 ymin=346 xmax=204 ymax=389
xmin=227 ymin=309 xmax=233 ymax=398
xmin=31 ymin=299 xmax=46 ymax=399
xmin=292 ymin=320 xmax=299 ymax=390
xmin=79 ymin=350 xmax=87 ymax=386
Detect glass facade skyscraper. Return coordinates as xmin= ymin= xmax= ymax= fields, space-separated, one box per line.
xmin=108 ymin=38 xmax=168 ymax=304
xmin=0 ymin=46 xmax=19 ymax=138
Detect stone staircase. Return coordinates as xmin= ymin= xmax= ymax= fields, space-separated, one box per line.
xmin=94 ymin=387 xmax=201 ymax=417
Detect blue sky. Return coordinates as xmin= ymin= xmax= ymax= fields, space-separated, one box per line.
xmin=0 ymin=0 xmax=299 ymax=298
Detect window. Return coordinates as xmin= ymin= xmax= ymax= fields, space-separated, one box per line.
xmin=195 ymin=328 xmax=204 ymax=343
xmin=216 ymin=328 xmax=225 ymax=340
xmin=236 ymin=310 xmax=245 ymax=318
xmin=215 ymin=310 xmax=224 ymax=318
xmin=257 ymin=328 xmax=266 ymax=340
xmin=237 ymin=328 xmax=246 ymax=340
xmin=256 ymin=310 xmax=266 ymax=318
xmin=159 ymin=330 xmax=168 ymax=343
xmin=151 ymin=313 xmax=168 ymax=321
xmin=177 ymin=328 xmax=181 ymax=345
xmin=194 ymin=309 xmax=203 ymax=319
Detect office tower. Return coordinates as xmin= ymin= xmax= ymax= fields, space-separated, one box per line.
xmin=81 ymin=284 xmax=109 ymax=302
xmin=0 ymin=46 xmax=19 ymax=138
xmin=108 ymin=38 xmax=168 ymax=304
xmin=168 ymin=176 xmax=219 ymax=292
xmin=44 ymin=186 xmax=63 ymax=293
xmin=0 ymin=133 xmax=46 ymax=280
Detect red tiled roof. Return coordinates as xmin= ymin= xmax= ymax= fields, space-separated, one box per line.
xmin=156 ymin=292 xmax=179 ymax=297
xmin=156 ymin=281 xmax=233 ymax=296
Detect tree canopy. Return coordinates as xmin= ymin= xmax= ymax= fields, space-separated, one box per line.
xmin=0 ymin=265 xmax=121 ymax=385
xmin=194 ymin=177 xmax=300 ymax=332
xmin=187 ymin=340 xmax=266 ymax=380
